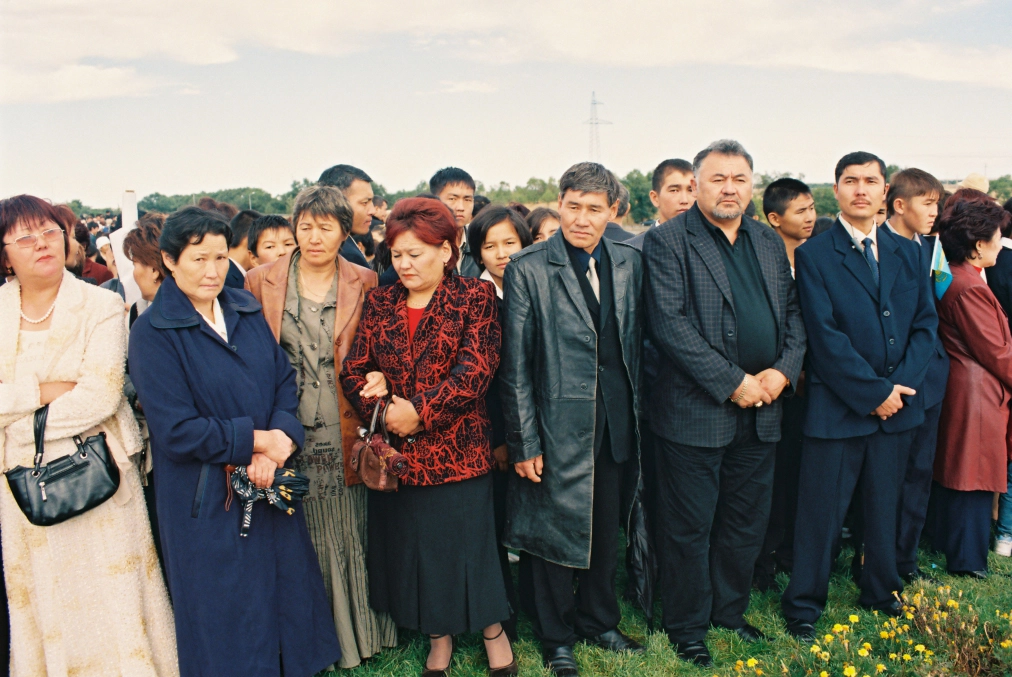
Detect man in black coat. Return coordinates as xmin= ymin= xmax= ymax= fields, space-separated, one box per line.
xmin=430 ymin=167 xmax=482 ymax=277
xmin=318 ymin=163 xmax=376 ymax=268
xmin=642 ymin=140 xmax=805 ymax=667
xmin=501 ymin=163 xmax=644 ymax=677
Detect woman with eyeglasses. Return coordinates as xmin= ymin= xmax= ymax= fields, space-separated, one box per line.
xmin=0 ymin=195 xmax=178 ymax=677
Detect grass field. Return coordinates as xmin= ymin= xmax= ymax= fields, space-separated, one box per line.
xmin=324 ymin=546 xmax=1012 ymax=677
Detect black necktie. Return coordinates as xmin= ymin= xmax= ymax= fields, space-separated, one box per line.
xmin=862 ymin=237 xmax=879 ymax=285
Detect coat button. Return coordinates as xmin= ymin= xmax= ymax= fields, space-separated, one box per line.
xmin=577 ymin=431 xmax=586 ymax=439
xmin=584 ymin=336 xmax=591 ymax=342
xmin=580 ymin=383 xmax=588 ymax=390
xmin=313 ymin=381 xmax=320 ymax=388
xmin=343 ymin=411 xmax=352 ymax=418
xmin=310 ymin=306 xmax=318 ymax=312
xmin=889 ymin=338 xmax=895 ymax=345
xmin=230 ymin=345 xmax=237 ymax=352
xmin=310 ymin=342 xmax=318 ymax=350
xmin=599 ymin=365 xmax=605 ymax=372
xmin=887 ymin=366 xmax=894 ymax=373
xmin=336 ymin=337 xmax=343 ymax=346
xmin=883 ymin=310 xmax=890 ymax=317
xmin=727 ymin=330 xmax=734 ymax=337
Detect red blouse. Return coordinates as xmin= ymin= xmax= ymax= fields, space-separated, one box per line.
xmin=407 ymin=305 xmax=425 ymax=343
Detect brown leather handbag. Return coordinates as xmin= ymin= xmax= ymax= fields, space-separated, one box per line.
xmin=350 ymin=401 xmax=409 ymax=492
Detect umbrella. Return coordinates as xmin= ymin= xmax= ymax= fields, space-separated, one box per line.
xmin=227 ymin=466 xmax=310 ymax=537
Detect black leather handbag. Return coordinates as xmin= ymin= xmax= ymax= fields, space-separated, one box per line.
xmin=4 ymin=405 xmax=121 ymax=526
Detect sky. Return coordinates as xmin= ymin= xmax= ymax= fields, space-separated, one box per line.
xmin=2 ymin=0 xmax=1012 ymax=209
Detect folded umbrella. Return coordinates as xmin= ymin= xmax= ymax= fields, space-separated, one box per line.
xmin=226 ymin=466 xmax=310 ymax=537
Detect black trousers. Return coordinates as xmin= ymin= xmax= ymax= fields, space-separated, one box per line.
xmin=754 ymin=394 xmax=806 ymax=587
xmin=929 ymin=483 xmax=993 ymax=573
xmin=519 ymin=448 xmax=624 ymax=650
xmin=896 ymin=402 xmax=943 ymax=577
xmin=656 ymin=409 xmax=775 ymax=643
xmin=782 ymin=429 xmax=913 ymax=623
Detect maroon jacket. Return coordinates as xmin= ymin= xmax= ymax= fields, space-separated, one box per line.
xmin=341 ymin=274 xmax=501 ymax=486
xmin=935 ymin=261 xmax=1012 ymax=492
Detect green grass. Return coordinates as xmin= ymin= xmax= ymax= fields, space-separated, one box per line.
xmin=324 ymin=547 xmax=1012 ymax=676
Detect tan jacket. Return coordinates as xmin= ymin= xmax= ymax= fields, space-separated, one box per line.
xmin=246 ymin=252 xmax=378 ymax=486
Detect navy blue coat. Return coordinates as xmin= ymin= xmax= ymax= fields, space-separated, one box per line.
xmin=129 ymin=278 xmax=340 ymax=677
xmin=795 ymin=221 xmax=937 ymax=439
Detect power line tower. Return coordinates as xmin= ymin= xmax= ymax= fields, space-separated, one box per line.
xmin=584 ymin=91 xmax=611 ymax=162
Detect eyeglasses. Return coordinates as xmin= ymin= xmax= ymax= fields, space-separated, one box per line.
xmin=2 ymin=228 xmax=65 ymax=249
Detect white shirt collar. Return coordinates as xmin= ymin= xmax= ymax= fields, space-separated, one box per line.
xmin=1002 ymin=237 xmax=1012 ymax=251
xmin=839 ymin=215 xmax=877 ymax=249
xmin=199 ymin=298 xmax=228 ymax=342
xmin=229 ymin=258 xmax=247 ymax=277
xmin=884 ymin=220 xmax=924 ymax=246
xmin=480 ymin=268 xmax=504 ymax=299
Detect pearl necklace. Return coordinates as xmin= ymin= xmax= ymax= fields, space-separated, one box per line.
xmin=21 ymin=298 xmax=57 ymax=324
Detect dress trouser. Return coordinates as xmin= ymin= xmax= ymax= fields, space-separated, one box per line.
xmin=782 ymin=429 xmax=913 ymax=623
xmin=521 ymin=445 xmax=624 ymax=650
xmin=896 ymin=402 xmax=943 ymax=577
xmin=754 ymin=395 xmax=806 ymax=586
xmin=656 ymin=408 xmax=776 ymax=644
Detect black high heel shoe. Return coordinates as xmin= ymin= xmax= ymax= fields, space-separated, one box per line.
xmin=422 ymin=634 xmax=454 ymax=677
xmin=483 ymin=626 xmax=519 ymax=676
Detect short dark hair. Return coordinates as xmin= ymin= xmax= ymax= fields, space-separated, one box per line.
xmin=385 ymin=197 xmax=459 ymax=274
xmin=228 ymin=209 xmax=261 ymax=249
xmin=1004 ymin=198 xmax=1012 ymax=238
xmin=472 ymin=195 xmax=491 ymax=218
xmin=763 ymin=178 xmax=812 ymax=219
xmin=0 ymin=195 xmax=70 ymax=273
xmin=196 ymin=197 xmax=239 ymax=220
xmin=318 ymin=164 xmax=372 ymax=191
xmin=466 ymin=205 xmax=533 ymax=267
xmin=835 ymin=151 xmax=886 ymax=184
xmin=527 ymin=207 xmax=560 ymax=240
xmin=615 ymin=183 xmax=630 ymax=218
xmin=559 ymin=162 xmax=623 ymax=207
xmin=652 ymin=159 xmax=694 ymax=193
xmin=886 ymin=168 xmax=943 ymax=217
xmin=429 ymin=167 xmax=475 ymax=196
xmin=938 ymin=188 xmax=1011 ymax=263
xmin=159 ymin=206 xmax=232 ymax=268
xmin=246 ymin=214 xmax=294 ymax=255
xmin=372 ymin=195 xmax=388 ymax=208
xmin=693 ymin=140 xmax=754 ymax=173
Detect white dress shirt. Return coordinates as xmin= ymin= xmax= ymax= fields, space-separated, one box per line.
xmin=839 ymin=215 xmax=878 ymax=261
xmin=480 ymin=268 xmax=504 ymax=299
xmin=884 ymin=220 xmax=925 ymax=246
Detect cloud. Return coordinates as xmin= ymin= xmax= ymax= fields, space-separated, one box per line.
xmin=2 ymin=0 xmax=1010 ymax=103
xmin=438 ymin=80 xmax=497 ymax=94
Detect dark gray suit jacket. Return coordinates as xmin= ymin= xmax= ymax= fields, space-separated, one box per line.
xmin=642 ymin=204 xmax=806 ymax=447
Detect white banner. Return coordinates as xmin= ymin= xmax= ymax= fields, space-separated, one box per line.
xmin=111 ymin=190 xmax=141 ymax=308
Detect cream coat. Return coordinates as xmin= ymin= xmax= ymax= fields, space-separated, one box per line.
xmin=0 ymin=272 xmax=178 ymax=677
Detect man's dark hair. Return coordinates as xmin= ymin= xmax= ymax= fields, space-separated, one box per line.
xmin=763 ymin=178 xmax=812 ymax=220
xmin=1004 ymin=198 xmax=1012 ymax=238
xmin=834 ymin=151 xmax=886 ymax=184
xmin=693 ymin=139 xmax=754 ymax=174
xmin=228 ymin=209 xmax=261 ymax=249
xmin=247 ymin=214 xmax=294 ymax=255
xmin=558 ymin=162 xmax=623 ymax=207
xmin=616 ymin=183 xmax=630 ymax=218
xmin=196 ymin=196 xmax=238 ymax=220
xmin=372 ymin=195 xmax=388 ymax=208
xmin=466 ymin=205 xmax=533 ymax=267
xmin=159 ymin=206 xmax=232 ymax=265
xmin=651 ymin=159 xmax=693 ymax=193
xmin=812 ymin=216 xmax=835 ymax=237
xmin=472 ymin=195 xmax=491 ymax=217
xmin=318 ymin=164 xmax=373 ymax=191
xmin=886 ymin=168 xmax=944 ymax=217
xmin=938 ymin=189 xmax=1011 ymax=263
xmin=429 ymin=167 xmax=475 ymax=196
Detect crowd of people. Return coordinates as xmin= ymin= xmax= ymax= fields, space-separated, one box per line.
xmin=1 ymin=142 xmax=1012 ymax=677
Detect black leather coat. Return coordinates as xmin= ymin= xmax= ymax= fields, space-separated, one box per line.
xmin=499 ymin=232 xmax=643 ymax=568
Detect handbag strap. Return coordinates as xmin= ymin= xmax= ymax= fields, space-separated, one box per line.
xmin=32 ymin=405 xmax=49 ymax=473
xmin=379 ymin=402 xmax=391 ymax=444
xmin=366 ymin=400 xmax=382 ymax=437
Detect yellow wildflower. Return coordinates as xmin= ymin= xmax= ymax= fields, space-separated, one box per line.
xmin=747 ymin=658 xmax=758 ymax=668
xmin=849 ymin=614 xmax=860 ymax=623
xmin=876 ymin=665 xmax=886 ymax=674
xmin=880 ymin=631 xmax=889 ymax=639
xmin=915 ymin=644 xmax=925 ymax=653
xmin=902 ymin=654 xmax=911 ymax=661
xmin=843 ymin=666 xmax=857 ymax=677
xmin=858 ymin=648 xmax=869 ymax=657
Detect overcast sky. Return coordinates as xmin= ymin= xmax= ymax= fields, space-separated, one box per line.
xmin=2 ymin=0 xmax=1011 ymax=209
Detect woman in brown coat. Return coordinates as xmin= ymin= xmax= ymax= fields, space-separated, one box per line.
xmin=245 ymin=186 xmax=397 ymax=668
xmin=932 ymin=189 xmax=1012 ymax=577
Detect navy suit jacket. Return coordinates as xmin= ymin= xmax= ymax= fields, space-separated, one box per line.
xmin=795 ymin=220 xmax=937 ymax=439
xmin=919 ymin=235 xmax=950 ymax=409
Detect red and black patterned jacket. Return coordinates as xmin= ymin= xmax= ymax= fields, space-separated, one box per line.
xmin=341 ymin=274 xmax=501 ymax=486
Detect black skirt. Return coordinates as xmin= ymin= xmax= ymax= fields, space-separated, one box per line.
xmin=368 ymin=473 xmax=511 ymax=635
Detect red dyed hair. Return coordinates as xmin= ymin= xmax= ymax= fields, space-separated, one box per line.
xmin=0 ymin=195 xmax=70 ymax=272
xmin=385 ymin=197 xmax=459 ymax=273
